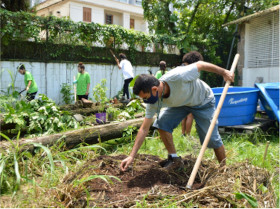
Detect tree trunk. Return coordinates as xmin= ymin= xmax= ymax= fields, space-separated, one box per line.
xmin=186 ymin=0 xmax=201 ymax=34
xmin=0 ymin=117 xmax=153 ymax=151
xmin=60 ymin=103 xmax=125 ymax=116
xmin=223 ymin=1 xmax=236 ymax=25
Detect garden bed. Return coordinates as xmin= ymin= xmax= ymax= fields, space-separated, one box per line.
xmin=56 ymin=154 xmax=276 ymax=208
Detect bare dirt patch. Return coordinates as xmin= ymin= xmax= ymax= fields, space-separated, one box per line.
xmin=57 ymin=154 xmax=276 ymax=208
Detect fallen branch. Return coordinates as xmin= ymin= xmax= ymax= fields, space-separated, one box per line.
xmin=0 ymin=117 xmax=153 ymax=152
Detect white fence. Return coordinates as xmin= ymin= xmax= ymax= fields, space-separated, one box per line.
xmin=0 ymin=61 xmax=158 ymax=104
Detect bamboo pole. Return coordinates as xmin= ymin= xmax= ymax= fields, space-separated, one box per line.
xmin=73 ymin=76 xmax=77 ymax=103
xmin=262 ymin=141 xmax=270 ymax=164
xmin=187 ymin=54 xmax=240 ymax=189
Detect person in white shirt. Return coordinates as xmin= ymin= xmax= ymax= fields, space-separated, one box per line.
xmin=114 ymin=53 xmax=134 ymax=100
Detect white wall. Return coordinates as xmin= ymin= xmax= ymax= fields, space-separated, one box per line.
xmin=92 ymin=6 xmax=105 ymax=24
xmin=134 ymin=17 xmax=146 ymax=32
xmin=123 ymin=12 xmax=130 ymax=29
xmin=0 ymin=61 xmax=158 ymax=104
xmin=242 ymin=11 xmax=279 ymax=87
xmin=69 ymin=3 xmax=83 ymax=22
xmin=242 ymin=67 xmax=279 ymax=87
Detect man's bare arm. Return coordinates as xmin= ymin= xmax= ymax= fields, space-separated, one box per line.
xmin=120 ymin=117 xmax=154 ymax=171
xmin=196 ymin=61 xmax=234 ymax=83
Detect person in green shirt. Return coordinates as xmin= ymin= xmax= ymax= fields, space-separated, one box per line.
xmin=73 ymin=62 xmax=90 ymax=100
xmin=154 ymin=61 xmax=167 ymax=79
xmin=17 ymin=64 xmax=38 ymax=101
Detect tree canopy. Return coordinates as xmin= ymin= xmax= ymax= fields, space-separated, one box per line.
xmin=1 ymin=0 xmax=30 ymax=12
xmin=142 ymin=0 xmax=279 ymax=86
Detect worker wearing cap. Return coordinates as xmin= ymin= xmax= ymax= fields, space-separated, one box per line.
xmin=17 ymin=64 xmax=38 ymax=101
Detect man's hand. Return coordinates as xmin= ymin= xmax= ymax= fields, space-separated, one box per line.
xmin=85 ymin=91 xmax=89 ymax=95
xmin=120 ymin=156 xmax=134 ymax=171
xmin=26 ymin=86 xmax=29 ymax=91
xmin=223 ymin=70 xmax=234 ymax=83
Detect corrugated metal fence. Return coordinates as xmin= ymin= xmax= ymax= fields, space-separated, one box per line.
xmin=0 ymin=61 xmax=158 ymax=104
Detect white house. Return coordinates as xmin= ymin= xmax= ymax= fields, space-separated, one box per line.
xmin=223 ymin=5 xmax=279 ymax=87
xmin=35 ymin=0 xmax=148 ymax=33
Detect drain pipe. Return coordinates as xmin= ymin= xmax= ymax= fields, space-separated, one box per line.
xmin=223 ymin=24 xmax=239 ymax=86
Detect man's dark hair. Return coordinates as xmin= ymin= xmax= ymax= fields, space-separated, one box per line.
xmin=119 ymin=53 xmax=127 ymax=60
xmin=159 ymin=60 xmax=166 ymax=71
xmin=17 ymin=63 xmax=25 ymax=70
xmin=78 ymin=62 xmax=85 ymax=69
xmin=182 ymin=51 xmax=204 ymax=64
xmin=133 ymin=74 xmax=160 ymax=95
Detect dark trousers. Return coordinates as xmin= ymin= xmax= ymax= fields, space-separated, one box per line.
xmin=77 ymin=95 xmax=89 ymax=100
xmin=26 ymin=92 xmax=37 ymax=101
xmin=123 ymin=78 xmax=133 ymax=99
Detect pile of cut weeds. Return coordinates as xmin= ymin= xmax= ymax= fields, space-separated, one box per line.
xmin=56 ymin=154 xmax=276 ymax=208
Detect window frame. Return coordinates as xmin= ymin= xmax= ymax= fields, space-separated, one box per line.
xmin=83 ymin=7 xmax=92 ymax=22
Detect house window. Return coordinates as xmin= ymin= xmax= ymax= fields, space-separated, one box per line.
xmin=83 ymin=7 xmax=91 ymax=22
xmin=106 ymin=14 xmax=113 ymax=24
xmin=130 ymin=18 xmax=135 ymax=29
xmin=135 ymin=0 xmax=142 ymax=5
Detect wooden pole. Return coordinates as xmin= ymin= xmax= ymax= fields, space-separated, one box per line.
xmin=73 ymin=76 xmax=77 ymax=103
xmin=109 ymin=49 xmax=117 ymax=59
xmin=262 ymin=141 xmax=270 ymax=164
xmin=187 ymin=54 xmax=240 ymax=189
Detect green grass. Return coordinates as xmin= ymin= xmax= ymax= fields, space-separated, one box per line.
xmin=110 ymin=123 xmax=279 ymax=207
xmin=0 ymin=122 xmax=279 ymax=208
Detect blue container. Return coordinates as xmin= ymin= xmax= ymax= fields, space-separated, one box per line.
xmin=255 ymin=82 xmax=280 ymax=121
xmin=265 ymin=84 xmax=280 ymax=108
xmin=212 ymin=87 xmax=259 ymax=126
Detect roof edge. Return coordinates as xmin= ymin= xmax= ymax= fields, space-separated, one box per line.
xmin=222 ymin=5 xmax=279 ymax=27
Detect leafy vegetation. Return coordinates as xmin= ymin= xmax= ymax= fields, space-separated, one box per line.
xmin=106 ymin=105 xmax=120 ymax=121
xmin=92 ymin=79 xmax=109 ymax=113
xmin=1 ymin=0 xmax=30 ymax=12
xmin=0 ymin=132 xmax=108 ymax=196
xmin=60 ymin=83 xmax=73 ymax=105
xmin=0 ymin=9 xmax=177 ymax=52
xmin=142 ymin=0 xmax=279 ymax=86
xmin=1 ymin=94 xmax=78 ymax=136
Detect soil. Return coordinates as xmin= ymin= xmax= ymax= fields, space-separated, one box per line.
xmin=58 ymin=154 xmax=276 ymax=208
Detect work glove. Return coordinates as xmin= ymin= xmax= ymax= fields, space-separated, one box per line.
xmin=73 ymin=80 xmax=78 ymax=84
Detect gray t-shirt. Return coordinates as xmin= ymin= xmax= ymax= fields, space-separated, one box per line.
xmin=145 ymin=63 xmax=214 ymax=118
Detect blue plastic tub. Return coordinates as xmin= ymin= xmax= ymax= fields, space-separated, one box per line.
xmin=255 ymin=82 xmax=279 ymax=121
xmin=212 ymin=87 xmax=259 ymax=126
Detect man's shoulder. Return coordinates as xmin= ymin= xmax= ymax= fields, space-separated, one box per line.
xmin=122 ymin=59 xmax=131 ymax=65
xmin=25 ymin=71 xmax=32 ymax=77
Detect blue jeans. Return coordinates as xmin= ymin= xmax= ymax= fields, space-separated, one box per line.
xmin=153 ymin=98 xmax=223 ymax=149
